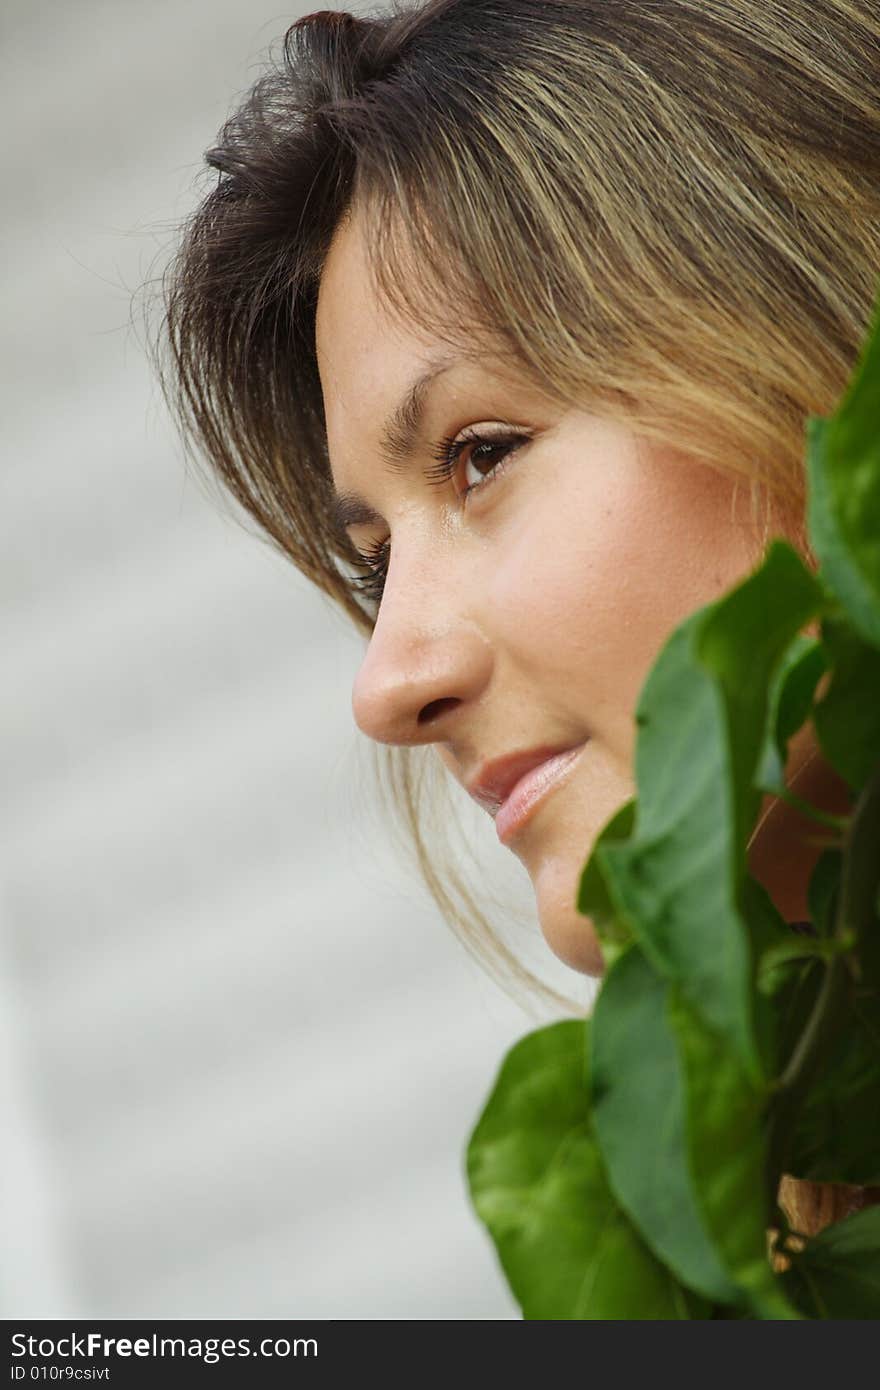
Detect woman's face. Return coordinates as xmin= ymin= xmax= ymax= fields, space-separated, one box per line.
xmin=315 ymin=208 xmax=780 ymax=975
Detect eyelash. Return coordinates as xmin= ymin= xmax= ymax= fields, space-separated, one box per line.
xmin=350 ymin=427 xmax=527 ymax=607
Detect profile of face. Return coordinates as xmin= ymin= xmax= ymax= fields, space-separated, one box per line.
xmin=315 ymin=206 xmax=821 ymax=976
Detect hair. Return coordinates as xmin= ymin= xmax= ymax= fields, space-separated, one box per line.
xmin=157 ymin=0 xmax=880 ymax=1051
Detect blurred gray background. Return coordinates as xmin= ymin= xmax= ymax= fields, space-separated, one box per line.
xmin=2 ymin=1 xmax=591 ymax=1318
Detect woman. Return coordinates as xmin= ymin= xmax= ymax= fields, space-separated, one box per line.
xmin=160 ymin=0 xmax=880 ymax=1244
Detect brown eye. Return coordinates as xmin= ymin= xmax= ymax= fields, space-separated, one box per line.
xmin=426 ymin=428 xmax=529 ymax=501
xmin=462 ymin=438 xmax=516 ymax=489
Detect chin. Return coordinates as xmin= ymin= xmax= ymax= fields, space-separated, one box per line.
xmin=532 ymin=853 xmax=606 ymax=976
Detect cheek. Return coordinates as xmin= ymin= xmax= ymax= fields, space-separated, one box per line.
xmin=489 ymin=453 xmax=762 ymax=754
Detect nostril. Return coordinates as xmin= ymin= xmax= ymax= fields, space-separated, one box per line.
xmin=417 ymin=696 xmax=460 ymax=726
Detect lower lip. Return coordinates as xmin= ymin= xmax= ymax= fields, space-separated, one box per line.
xmin=494 ymin=746 xmax=585 ymax=845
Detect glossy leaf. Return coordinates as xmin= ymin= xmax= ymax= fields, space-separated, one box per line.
xmin=590 ymin=944 xmax=740 ymax=1304
xmin=666 ymin=989 xmax=802 ymax=1318
xmin=808 ymin=848 xmax=843 ymax=939
xmin=806 ymin=284 xmax=880 ymax=648
xmin=758 ymin=843 xmax=841 ymax=1069
xmin=838 ymin=760 xmax=880 ymax=991
xmin=595 ymin=613 xmax=758 ymax=1072
xmin=744 ymin=872 xmax=811 ymax=1077
xmin=783 ymin=1205 xmax=880 ymax=1318
xmin=785 ymin=986 xmax=880 ymax=1185
xmin=466 ymin=1020 xmax=706 ymax=1318
xmin=756 ymin=636 xmax=827 ymax=794
xmin=697 ymin=541 xmax=824 ymax=862
xmin=596 ymin=546 xmax=822 ymax=1079
xmin=813 ymin=618 xmax=880 ymax=791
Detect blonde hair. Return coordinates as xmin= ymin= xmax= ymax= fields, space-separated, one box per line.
xmin=158 ymin=0 xmax=880 ymax=1223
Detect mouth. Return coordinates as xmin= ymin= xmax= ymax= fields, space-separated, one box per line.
xmin=466 ymin=744 xmax=586 ymax=845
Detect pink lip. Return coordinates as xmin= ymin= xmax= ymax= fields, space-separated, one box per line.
xmin=467 ymin=744 xmax=586 ymax=845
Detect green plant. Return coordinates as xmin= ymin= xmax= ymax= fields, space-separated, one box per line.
xmin=466 ymin=281 xmax=880 ymax=1319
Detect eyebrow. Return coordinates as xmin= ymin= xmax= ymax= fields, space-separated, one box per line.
xmin=330 ymin=357 xmax=458 ymax=533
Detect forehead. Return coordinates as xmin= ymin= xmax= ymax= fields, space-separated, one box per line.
xmin=316 ymin=198 xmax=454 ymax=347
xmin=315 ymin=209 xmax=455 ymax=466
xmin=316 ymin=208 xmax=426 ymax=375
xmin=315 ymin=208 xmax=374 ymax=359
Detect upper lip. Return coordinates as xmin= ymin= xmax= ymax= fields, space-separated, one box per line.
xmin=465 ymin=745 xmax=583 ymax=817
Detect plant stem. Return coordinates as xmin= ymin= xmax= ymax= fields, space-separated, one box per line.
xmin=770 ymin=785 xmax=851 ymax=832
xmin=764 ymin=761 xmax=880 ymax=1205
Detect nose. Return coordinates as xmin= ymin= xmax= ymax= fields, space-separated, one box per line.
xmin=351 ymin=546 xmax=493 ymax=747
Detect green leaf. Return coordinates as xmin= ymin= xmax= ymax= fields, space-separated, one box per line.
xmin=576 ymin=798 xmax=636 ymax=967
xmin=764 ymin=847 xmax=875 ymax=1195
xmin=667 ymin=989 xmax=802 ymax=1319
xmin=759 ymin=846 xmax=841 ymax=1074
xmin=596 ymin=545 xmax=822 ymax=1079
xmin=742 ymin=872 xmax=806 ymax=1078
xmin=813 ymin=618 xmax=880 ymax=790
xmin=590 ymin=945 xmax=741 ymax=1305
xmin=466 ymin=1020 xmax=707 ymax=1318
xmin=595 ymin=613 xmax=758 ymax=1072
xmin=785 ymin=987 xmax=880 ymax=1185
xmin=756 ymin=636 xmax=828 ymax=794
xmin=808 ymin=848 xmax=843 ymax=939
xmin=760 ymin=824 xmax=875 ymax=1185
xmin=806 ymin=283 xmax=880 ymax=648
xmin=783 ymin=1205 xmax=880 ymax=1318
xmin=837 ymin=759 xmax=880 ymax=993
xmin=696 ymin=541 xmax=825 ymax=863
xmin=757 ymin=937 xmax=855 ymax=989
